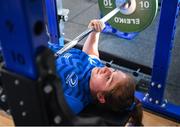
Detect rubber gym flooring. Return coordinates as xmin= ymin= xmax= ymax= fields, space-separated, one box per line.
xmin=0 ymin=110 xmax=179 ymax=126
xmin=61 ymin=0 xmax=180 ymax=105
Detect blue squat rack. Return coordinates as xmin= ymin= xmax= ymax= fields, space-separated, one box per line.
xmin=135 ymin=0 xmax=180 ymax=121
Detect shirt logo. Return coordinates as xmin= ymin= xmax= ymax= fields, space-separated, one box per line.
xmin=66 ymin=72 xmax=78 ymax=87
xmin=63 ymin=53 xmax=72 ymax=59
xmin=88 ymin=57 xmax=97 ymax=66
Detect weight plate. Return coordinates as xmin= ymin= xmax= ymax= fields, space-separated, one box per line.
xmin=98 ymin=0 xmax=158 ymax=32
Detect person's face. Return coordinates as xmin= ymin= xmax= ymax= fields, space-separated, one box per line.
xmin=90 ymin=66 xmax=127 ymax=93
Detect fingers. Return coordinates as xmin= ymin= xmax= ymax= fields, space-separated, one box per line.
xmin=88 ymin=19 xmax=105 ymax=32
xmin=99 ymin=20 xmax=105 ymax=31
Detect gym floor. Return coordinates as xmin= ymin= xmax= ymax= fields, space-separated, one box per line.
xmin=0 ymin=110 xmax=179 ymax=126
xmin=62 ymin=0 xmax=180 ymax=105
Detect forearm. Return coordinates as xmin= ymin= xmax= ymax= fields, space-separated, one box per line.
xmin=82 ymin=32 xmax=100 ymax=57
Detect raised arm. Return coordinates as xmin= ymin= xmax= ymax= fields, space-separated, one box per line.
xmin=82 ymin=19 xmax=105 ymax=57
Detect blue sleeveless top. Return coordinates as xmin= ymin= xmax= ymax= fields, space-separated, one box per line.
xmin=56 ymin=48 xmax=104 ymax=114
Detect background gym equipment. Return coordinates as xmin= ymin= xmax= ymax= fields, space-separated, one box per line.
xmin=98 ymin=0 xmax=158 ymax=32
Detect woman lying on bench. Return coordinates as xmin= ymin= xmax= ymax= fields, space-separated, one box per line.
xmin=55 ymin=19 xmax=143 ymax=126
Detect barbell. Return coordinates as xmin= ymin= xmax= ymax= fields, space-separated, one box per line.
xmin=55 ymin=0 xmax=158 ymax=57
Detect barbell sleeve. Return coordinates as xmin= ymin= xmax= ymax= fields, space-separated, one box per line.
xmin=100 ymin=7 xmax=120 ymax=23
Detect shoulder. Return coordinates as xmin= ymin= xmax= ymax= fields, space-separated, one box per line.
xmin=89 ymin=55 xmax=100 ymax=60
xmin=88 ymin=54 xmax=104 ymax=67
xmin=64 ymin=94 xmax=84 ymax=114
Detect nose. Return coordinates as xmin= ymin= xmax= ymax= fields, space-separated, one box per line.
xmin=101 ymin=67 xmax=111 ymax=74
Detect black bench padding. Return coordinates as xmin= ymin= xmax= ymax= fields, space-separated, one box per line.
xmin=79 ymin=104 xmax=131 ymax=125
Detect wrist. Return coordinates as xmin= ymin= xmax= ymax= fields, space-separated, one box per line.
xmin=91 ymin=31 xmax=100 ymax=35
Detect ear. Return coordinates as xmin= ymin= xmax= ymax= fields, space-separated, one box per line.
xmin=97 ymin=92 xmax=106 ymax=104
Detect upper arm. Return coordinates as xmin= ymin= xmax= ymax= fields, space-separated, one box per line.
xmin=82 ymin=32 xmax=100 ymax=58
